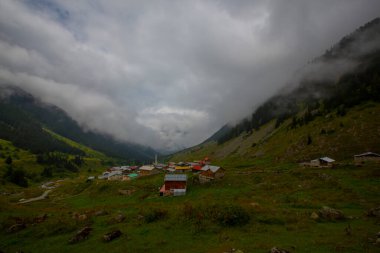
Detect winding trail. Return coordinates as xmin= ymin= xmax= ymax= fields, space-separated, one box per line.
xmin=19 ymin=190 xmax=52 ymax=204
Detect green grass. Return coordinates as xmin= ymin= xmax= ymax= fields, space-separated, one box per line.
xmin=0 ymin=161 xmax=379 ymax=253
xmin=43 ymin=128 xmax=107 ymax=159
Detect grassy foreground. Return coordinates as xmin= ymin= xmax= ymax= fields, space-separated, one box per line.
xmin=0 ymin=160 xmax=379 ymax=253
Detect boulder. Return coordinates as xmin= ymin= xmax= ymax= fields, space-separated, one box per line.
xmin=69 ymin=226 xmax=92 ymax=244
xmin=103 ymin=229 xmax=122 ymax=242
xmin=318 ymin=206 xmax=345 ymax=221
xmin=94 ymin=210 xmax=108 ymax=216
xmin=113 ymin=214 xmax=126 ymax=223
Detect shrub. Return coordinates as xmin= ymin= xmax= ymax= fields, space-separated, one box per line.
xmin=307 ymin=135 xmax=312 ymax=145
xmin=213 ymin=205 xmax=250 ymax=227
xmin=5 ymin=155 xmax=12 ymax=165
xmin=144 ymin=208 xmax=168 ymax=223
xmin=41 ymin=167 xmax=53 ymax=178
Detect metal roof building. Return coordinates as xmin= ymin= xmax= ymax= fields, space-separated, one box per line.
xmin=164 ymin=174 xmax=187 ymax=182
xmin=201 ymin=165 xmax=222 ymax=173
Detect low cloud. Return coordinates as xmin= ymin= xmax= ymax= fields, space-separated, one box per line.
xmin=0 ymin=0 xmax=379 ymax=152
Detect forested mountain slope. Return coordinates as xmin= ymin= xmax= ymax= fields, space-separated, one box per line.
xmin=0 ymin=86 xmax=156 ymax=162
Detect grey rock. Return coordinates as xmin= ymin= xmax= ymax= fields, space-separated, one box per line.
xmin=318 ymin=206 xmax=345 ymax=221
xmin=103 ymin=229 xmax=122 ymax=242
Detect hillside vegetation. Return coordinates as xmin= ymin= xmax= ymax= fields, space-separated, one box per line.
xmin=0 ymin=148 xmax=379 ymax=252
xmin=0 ymin=86 xmax=156 ymax=162
xmin=216 ymin=18 xmax=380 ymax=145
xmin=170 ymin=102 xmax=380 ymax=167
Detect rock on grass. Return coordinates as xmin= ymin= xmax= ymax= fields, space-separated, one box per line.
xmin=317 ymin=206 xmax=345 ymax=221
xmin=69 ymin=226 xmax=92 ymax=244
xmin=103 ymin=229 xmax=122 ymax=242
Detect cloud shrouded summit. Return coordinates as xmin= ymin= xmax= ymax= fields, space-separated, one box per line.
xmin=0 ymin=0 xmax=379 ymax=152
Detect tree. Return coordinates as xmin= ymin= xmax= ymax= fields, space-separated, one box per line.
xmin=72 ymin=156 xmax=84 ymax=166
xmin=307 ymin=135 xmax=312 ymax=145
xmin=10 ymin=169 xmax=28 ymax=187
xmin=41 ymin=167 xmax=53 ymax=178
xmin=5 ymin=155 xmax=12 ymax=165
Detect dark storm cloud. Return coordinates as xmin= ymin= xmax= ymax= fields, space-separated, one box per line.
xmin=0 ymin=0 xmax=379 ymax=151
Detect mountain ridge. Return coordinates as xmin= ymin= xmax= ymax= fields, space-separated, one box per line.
xmin=0 ymin=86 xmax=157 ymax=162
xmin=169 ymin=17 xmax=380 ymax=162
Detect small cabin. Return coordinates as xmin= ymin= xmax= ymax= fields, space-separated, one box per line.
xmin=199 ymin=165 xmax=225 ymax=183
xmin=354 ymin=152 xmax=380 ymax=164
xmin=107 ymin=171 xmax=123 ymax=181
xmin=160 ymin=174 xmax=187 ymax=196
xmin=303 ymin=157 xmax=335 ymax=168
xmin=122 ymin=173 xmax=138 ymax=181
xmin=139 ymin=165 xmax=159 ymax=176
xmin=318 ymin=157 xmax=335 ymax=167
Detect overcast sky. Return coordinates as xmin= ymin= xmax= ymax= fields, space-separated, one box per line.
xmin=0 ymin=0 xmax=379 ymax=152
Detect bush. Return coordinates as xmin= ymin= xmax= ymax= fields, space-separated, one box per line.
xmin=41 ymin=167 xmax=53 ymax=178
xmin=213 ymin=205 xmax=250 ymax=227
xmin=144 ymin=208 xmax=168 ymax=223
xmin=10 ymin=169 xmax=28 ymax=187
xmin=5 ymin=155 xmax=12 ymax=165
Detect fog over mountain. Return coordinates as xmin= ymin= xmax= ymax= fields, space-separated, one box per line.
xmin=0 ymin=0 xmax=379 ymax=152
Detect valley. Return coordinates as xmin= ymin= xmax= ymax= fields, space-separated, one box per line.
xmin=0 ymin=102 xmax=379 ymax=253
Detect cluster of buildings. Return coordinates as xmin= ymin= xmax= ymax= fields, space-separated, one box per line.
xmin=94 ymin=152 xmax=380 ymax=198
xmin=95 ymin=157 xmax=225 ymax=197
xmin=97 ymin=166 xmax=140 ymax=181
xmin=300 ymin=152 xmax=380 ymax=168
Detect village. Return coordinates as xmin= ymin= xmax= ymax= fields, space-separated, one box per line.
xmin=94 ymin=156 xmax=225 ymax=197
xmin=92 ymin=151 xmax=380 ymax=197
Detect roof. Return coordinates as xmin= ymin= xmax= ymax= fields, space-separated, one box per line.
xmin=108 ymin=171 xmax=123 ymax=177
xmin=201 ymin=165 xmax=222 ymax=173
xmin=164 ymin=174 xmax=187 ymax=182
xmin=175 ymin=165 xmax=192 ymax=170
xmin=192 ymin=165 xmax=203 ymax=171
xmin=319 ymin=157 xmax=335 ymax=163
xmin=354 ymin=152 xmax=380 ymax=157
xmin=139 ymin=165 xmax=155 ymax=171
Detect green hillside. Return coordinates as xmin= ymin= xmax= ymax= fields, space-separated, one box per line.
xmin=170 ymin=102 xmax=380 ymax=167
xmin=0 ymin=86 xmax=157 ymax=162
xmin=0 ymin=129 xmax=115 ymax=189
xmin=43 ymin=128 xmax=107 ymax=160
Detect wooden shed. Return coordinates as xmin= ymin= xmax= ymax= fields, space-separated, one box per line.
xmin=304 ymin=157 xmax=335 ymax=168
xmin=199 ymin=165 xmax=225 ymax=183
xmin=318 ymin=157 xmax=335 ymax=167
xmin=160 ymin=174 xmax=187 ymax=196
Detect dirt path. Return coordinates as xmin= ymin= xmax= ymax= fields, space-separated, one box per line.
xmin=19 ymin=190 xmax=52 ymax=204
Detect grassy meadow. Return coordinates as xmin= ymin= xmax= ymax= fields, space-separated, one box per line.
xmin=0 ymin=160 xmax=379 ymax=253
